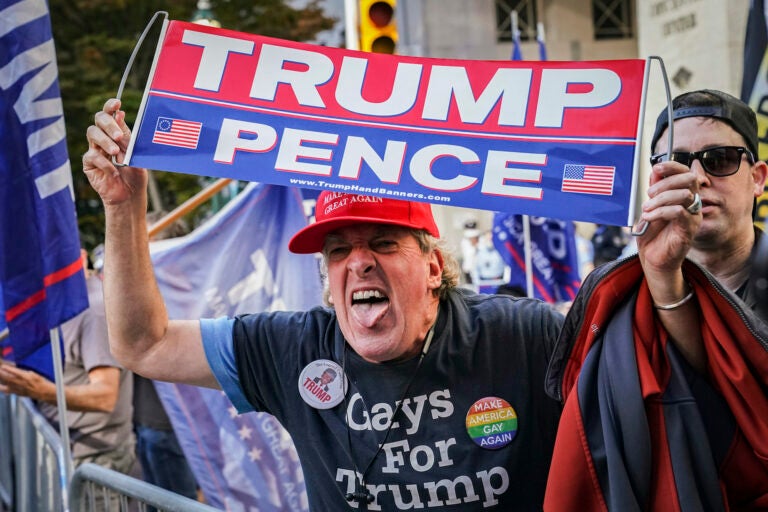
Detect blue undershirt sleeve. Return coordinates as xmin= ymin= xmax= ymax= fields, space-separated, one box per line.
xmin=200 ymin=317 xmax=254 ymax=413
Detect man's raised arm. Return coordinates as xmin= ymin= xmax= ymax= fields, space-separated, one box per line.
xmin=83 ymin=98 xmax=219 ymax=388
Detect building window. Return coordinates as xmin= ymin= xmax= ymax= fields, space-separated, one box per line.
xmin=593 ymin=0 xmax=633 ymax=40
xmin=496 ymin=0 xmax=538 ymax=42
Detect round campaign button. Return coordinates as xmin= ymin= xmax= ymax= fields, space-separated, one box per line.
xmin=465 ymin=397 xmax=518 ymax=450
xmin=298 ymin=359 xmax=347 ymax=409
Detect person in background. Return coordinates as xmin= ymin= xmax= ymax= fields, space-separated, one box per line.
xmin=473 ymin=231 xmax=507 ymax=284
xmin=0 ymin=249 xmax=136 ymax=507
xmin=574 ymin=226 xmax=595 ymax=279
xmin=590 ymin=224 xmax=630 ymax=267
xmin=460 ymin=220 xmax=480 ymax=284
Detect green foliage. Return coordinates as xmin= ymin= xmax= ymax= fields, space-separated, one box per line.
xmin=50 ymin=0 xmax=337 ymax=249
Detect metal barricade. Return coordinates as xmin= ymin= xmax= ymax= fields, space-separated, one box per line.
xmin=0 ymin=393 xmax=14 ymax=510
xmin=70 ymin=463 xmax=220 ymax=512
xmin=13 ymin=396 xmax=68 ymax=512
xmin=1 ymin=394 xmax=223 ymax=512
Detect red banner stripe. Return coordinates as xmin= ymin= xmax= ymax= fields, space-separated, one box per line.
xmin=5 ymin=258 xmax=83 ymax=322
xmin=5 ymin=289 xmax=46 ymax=322
xmin=44 ymin=257 xmax=83 ymax=287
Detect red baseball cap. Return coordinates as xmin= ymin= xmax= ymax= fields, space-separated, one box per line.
xmin=288 ymin=191 xmax=440 ymax=254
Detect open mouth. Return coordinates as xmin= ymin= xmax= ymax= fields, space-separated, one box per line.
xmin=350 ymin=289 xmax=390 ymax=328
xmin=351 ymin=289 xmax=389 ymax=305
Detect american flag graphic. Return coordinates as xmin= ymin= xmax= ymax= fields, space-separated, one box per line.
xmin=152 ymin=117 xmax=202 ymax=148
xmin=561 ymin=164 xmax=615 ymax=195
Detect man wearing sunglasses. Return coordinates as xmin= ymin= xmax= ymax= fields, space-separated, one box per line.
xmin=545 ymin=89 xmax=768 ymax=510
xmin=649 ymin=89 xmax=767 ymax=306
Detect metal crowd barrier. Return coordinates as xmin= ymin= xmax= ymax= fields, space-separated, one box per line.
xmin=0 ymin=392 xmax=14 ymax=510
xmin=69 ymin=463 xmax=219 ymax=512
xmin=0 ymin=392 xmax=221 ymax=512
xmin=1 ymin=394 xmax=67 ymax=512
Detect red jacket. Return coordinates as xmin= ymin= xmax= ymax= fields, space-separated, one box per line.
xmin=544 ymin=257 xmax=768 ymax=511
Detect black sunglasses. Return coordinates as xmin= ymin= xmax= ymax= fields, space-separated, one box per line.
xmin=650 ymin=145 xmax=755 ymax=177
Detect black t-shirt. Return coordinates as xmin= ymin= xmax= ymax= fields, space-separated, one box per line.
xmin=232 ymin=289 xmax=563 ymax=510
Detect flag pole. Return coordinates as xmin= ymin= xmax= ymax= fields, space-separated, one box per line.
xmin=509 ymin=11 xmax=534 ymax=298
xmin=522 ymin=216 xmax=534 ymax=298
xmin=344 ymin=0 xmax=360 ymax=51
xmin=147 ymin=177 xmax=233 ymax=239
xmin=536 ymin=21 xmax=547 ymax=61
xmin=510 ymin=10 xmax=519 ymax=42
xmin=510 ymin=11 xmax=521 ymax=60
xmin=50 ymin=326 xmax=74 ymax=508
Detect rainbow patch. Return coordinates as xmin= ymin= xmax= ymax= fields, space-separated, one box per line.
xmin=465 ymin=397 xmax=518 ymax=449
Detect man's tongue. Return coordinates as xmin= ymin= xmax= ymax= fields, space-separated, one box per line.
xmin=351 ymin=300 xmax=389 ymax=328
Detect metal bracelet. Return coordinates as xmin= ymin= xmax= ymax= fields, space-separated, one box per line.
xmin=653 ymin=287 xmax=695 ymax=310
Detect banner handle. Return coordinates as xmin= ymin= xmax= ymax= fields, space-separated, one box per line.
xmin=632 ymin=55 xmax=673 ymax=237
xmin=112 ymin=11 xmax=169 ymax=168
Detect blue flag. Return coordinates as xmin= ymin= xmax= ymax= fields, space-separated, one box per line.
xmin=150 ymin=183 xmax=322 ymax=511
xmin=492 ymin=214 xmax=581 ymax=303
xmin=742 ymin=0 xmax=768 ymax=163
xmin=741 ymin=0 xmax=767 ymax=107
xmin=0 ymin=0 xmax=88 ymax=380
xmin=741 ymin=0 xmax=768 ymax=227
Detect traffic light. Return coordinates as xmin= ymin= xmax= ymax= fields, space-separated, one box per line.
xmin=359 ymin=0 xmax=398 ymax=54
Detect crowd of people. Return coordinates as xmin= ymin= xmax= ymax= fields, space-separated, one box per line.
xmin=2 ymin=85 xmax=767 ymax=509
xmin=68 ymin=87 xmax=768 ymax=509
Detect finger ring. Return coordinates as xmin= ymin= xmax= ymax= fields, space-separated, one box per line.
xmin=686 ymin=192 xmax=702 ymax=214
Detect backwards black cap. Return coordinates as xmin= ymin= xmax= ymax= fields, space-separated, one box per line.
xmin=650 ymin=89 xmax=759 ymax=156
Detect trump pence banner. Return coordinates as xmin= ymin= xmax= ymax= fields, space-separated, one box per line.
xmin=125 ymin=19 xmax=650 ymax=227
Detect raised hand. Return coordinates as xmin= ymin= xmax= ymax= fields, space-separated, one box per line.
xmin=636 ymin=159 xmax=701 ymax=275
xmin=82 ymin=98 xmax=148 ymax=206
